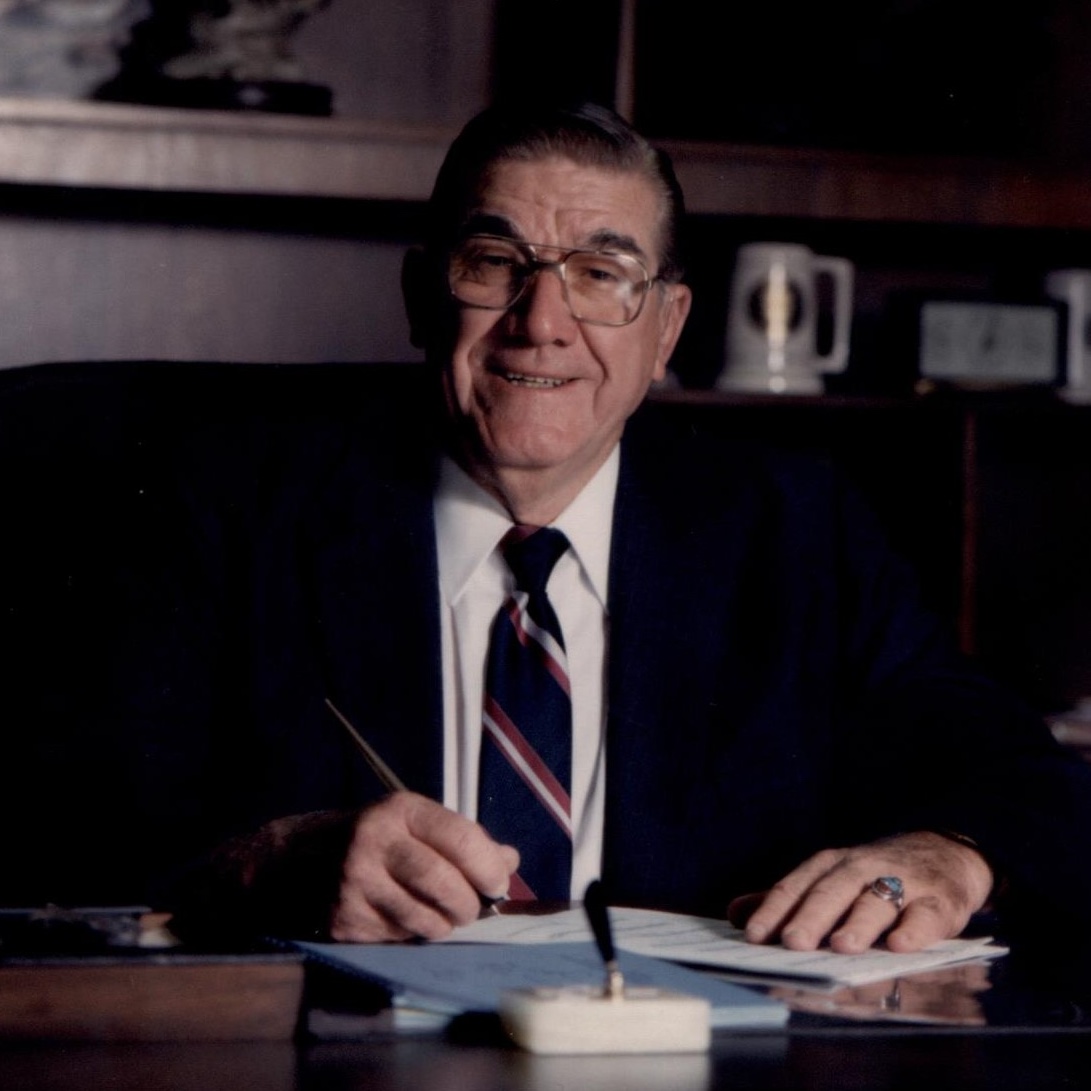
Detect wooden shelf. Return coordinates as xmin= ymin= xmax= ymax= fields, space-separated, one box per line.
xmin=648 ymin=384 xmax=916 ymax=411
xmin=661 ymin=138 xmax=1091 ymax=229
xmin=1 ymin=97 xmax=1091 ymax=230
xmin=0 ymin=97 xmax=457 ymax=201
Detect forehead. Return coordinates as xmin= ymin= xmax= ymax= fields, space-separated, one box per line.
xmin=466 ymin=156 xmax=665 ymax=256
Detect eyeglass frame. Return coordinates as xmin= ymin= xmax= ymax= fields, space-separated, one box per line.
xmin=445 ymin=234 xmax=664 ymax=327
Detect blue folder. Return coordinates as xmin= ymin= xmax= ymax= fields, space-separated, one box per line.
xmin=294 ymin=939 xmax=788 ymax=1030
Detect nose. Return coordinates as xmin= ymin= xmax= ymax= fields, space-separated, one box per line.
xmin=508 ymin=262 xmax=578 ymax=343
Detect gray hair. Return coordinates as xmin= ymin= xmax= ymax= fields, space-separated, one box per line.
xmin=425 ymin=100 xmax=686 ymax=283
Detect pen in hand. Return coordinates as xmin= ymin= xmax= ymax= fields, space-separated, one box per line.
xmin=324 ymin=696 xmax=407 ymax=793
xmin=323 ymin=697 xmax=506 ymax=915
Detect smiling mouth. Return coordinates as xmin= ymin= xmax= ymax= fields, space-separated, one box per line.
xmin=501 ymin=371 xmax=570 ymax=389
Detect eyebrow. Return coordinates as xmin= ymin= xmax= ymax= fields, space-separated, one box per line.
xmin=459 ymin=213 xmax=517 ymax=238
xmin=457 ymin=214 xmax=650 ymax=263
xmin=580 ymin=229 xmax=646 ymax=261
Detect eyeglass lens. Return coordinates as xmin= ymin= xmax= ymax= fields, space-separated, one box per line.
xmin=448 ymin=237 xmax=649 ymax=326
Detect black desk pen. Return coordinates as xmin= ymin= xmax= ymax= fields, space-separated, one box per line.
xmin=583 ymin=879 xmax=624 ymax=998
xmin=323 ymin=697 xmax=504 ymax=914
xmin=497 ymin=878 xmax=711 ymax=1053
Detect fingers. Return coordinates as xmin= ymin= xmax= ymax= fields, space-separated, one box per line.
xmin=880 ymin=895 xmax=953 ymax=953
xmin=329 ymin=792 xmax=519 ymax=943
xmin=827 ymin=884 xmax=928 ymax=955
xmin=405 ymin=793 xmax=520 ymax=902
xmin=741 ymin=848 xmax=851 ymax=948
xmin=735 ymin=831 xmax=992 ymax=954
xmin=726 ymin=891 xmax=765 ymax=927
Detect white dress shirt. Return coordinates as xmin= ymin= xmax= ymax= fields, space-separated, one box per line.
xmin=434 ymin=449 xmax=618 ymax=900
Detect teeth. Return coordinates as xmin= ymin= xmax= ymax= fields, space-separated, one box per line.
xmin=504 ymin=372 xmax=566 ymax=388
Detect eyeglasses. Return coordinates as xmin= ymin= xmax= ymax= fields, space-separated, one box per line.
xmin=447 ymin=235 xmax=657 ymax=327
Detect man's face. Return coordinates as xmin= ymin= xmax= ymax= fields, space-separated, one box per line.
xmin=428 ymin=156 xmax=691 ymax=506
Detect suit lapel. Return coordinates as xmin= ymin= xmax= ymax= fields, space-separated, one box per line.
xmin=601 ymin=411 xmax=758 ymax=911
xmin=603 ymin=434 xmax=693 ymax=905
xmin=300 ymin=427 xmax=445 ymax=803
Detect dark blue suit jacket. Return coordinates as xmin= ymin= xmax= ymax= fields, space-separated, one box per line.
xmin=143 ymin=391 xmax=1091 ymax=925
xmin=5 ymin=363 xmax=1090 ymax=937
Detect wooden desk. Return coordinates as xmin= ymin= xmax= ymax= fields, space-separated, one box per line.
xmin=3 ymin=1021 xmax=1091 ymax=1091
xmin=3 ymin=951 xmax=1091 ymax=1090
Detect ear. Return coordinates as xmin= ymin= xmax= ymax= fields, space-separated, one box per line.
xmin=401 ymin=246 xmax=438 ymax=349
xmin=652 ymin=283 xmax=693 ymax=380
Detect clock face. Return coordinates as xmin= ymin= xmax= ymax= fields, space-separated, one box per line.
xmin=919 ymin=301 xmax=1062 ymax=384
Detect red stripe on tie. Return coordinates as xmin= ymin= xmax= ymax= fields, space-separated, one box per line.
xmin=504 ymin=599 xmax=571 ymax=697
xmin=506 ymin=872 xmax=536 ymax=901
xmin=483 ymin=694 xmax=572 ymax=834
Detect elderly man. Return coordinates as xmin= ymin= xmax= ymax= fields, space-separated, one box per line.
xmin=35 ymin=100 xmax=1086 ymax=953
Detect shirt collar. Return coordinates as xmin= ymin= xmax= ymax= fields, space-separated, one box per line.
xmin=434 ymin=449 xmax=619 ymax=609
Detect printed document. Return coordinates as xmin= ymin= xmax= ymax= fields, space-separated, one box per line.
xmin=444 ymin=906 xmax=1006 ymax=988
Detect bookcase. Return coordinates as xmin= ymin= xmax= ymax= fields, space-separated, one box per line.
xmin=2 ymin=1 xmax=1091 ymax=716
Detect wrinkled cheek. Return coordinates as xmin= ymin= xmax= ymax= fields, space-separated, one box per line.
xmin=440 ymin=354 xmax=480 ymax=422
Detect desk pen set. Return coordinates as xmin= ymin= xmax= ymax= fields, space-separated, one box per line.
xmin=497 ymin=881 xmax=711 ymax=1054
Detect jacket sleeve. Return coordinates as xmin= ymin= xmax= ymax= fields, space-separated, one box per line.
xmin=825 ymin=467 xmax=1091 ymax=938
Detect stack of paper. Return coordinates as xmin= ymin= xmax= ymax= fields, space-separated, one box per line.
xmin=445 ymin=907 xmax=1007 ymax=989
xmin=294 ymin=905 xmax=1007 ymax=1035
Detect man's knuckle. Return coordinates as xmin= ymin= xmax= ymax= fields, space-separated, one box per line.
xmin=813 ymin=847 xmax=845 ymax=869
xmin=339 ymin=858 xmax=369 ymax=889
xmin=426 ymin=862 xmax=473 ymax=909
xmin=384 ymin=839 xmax=427 ymax=882
xmin=912 ymin=892 xmax=964 ymax=923
xmin=448 ymin=820 xmax=482 ymax=858
xmin=399 ymin=903 xmax=455 ymax=941
xmin=329 ymin=901 xmax=396 ymax=943
xmin=807 ymin=878 xmax=850 ymax=904
xmin=767 ymin=878 xmax=798 ymax=900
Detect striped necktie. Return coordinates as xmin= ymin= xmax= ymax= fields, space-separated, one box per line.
xmin=478 ymin=525 xmax=572 ymax=901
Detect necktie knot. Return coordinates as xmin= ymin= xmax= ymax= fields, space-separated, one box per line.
xmin=501 ymin=526 xmax=570 ymax=596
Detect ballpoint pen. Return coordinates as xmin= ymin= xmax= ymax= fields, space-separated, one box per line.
xmin=324 ymin=697 xmax=505 ymax=914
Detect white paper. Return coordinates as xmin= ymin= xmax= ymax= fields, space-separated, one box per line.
xmin=446 ymin=906 xmax=1007 ymax=988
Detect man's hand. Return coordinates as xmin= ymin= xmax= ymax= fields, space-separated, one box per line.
xmin=328 ymin=791 xmax=519 ymax=942
xmin=726 ymin=831 xmax=994 ymax=954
